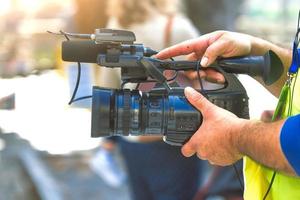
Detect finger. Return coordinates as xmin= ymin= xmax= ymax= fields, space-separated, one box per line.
xmin=185 ymin=69 xmax=224 ymax=83
xmin=196 ymin=152 xmax=207 ymax=160
xmin=208 ymin=160 xmax=216 ymax=165
xmin=185 ymin=70 xmax=206 ymax=80
xmin=201 ymin=39 xmax=229 ymax=67
xmin=184 ymin=87 xmax=214 ymax=114
xmin=204 ymin=69 xmax=225 ymax=83
xmin=186 ymin=51 xmax=205 ymax=61
xmin=186 ymin=52 xmax=199 ymax=61
xmin=155 ymin=35 xmax=210 ymax=60
xmin=185 ymin=52 xmax=205 ymax=80
xmin=181 ymin=143 xmax=196 ymax=157
xmin=260 ymin=110 xmax=275 ymax=122
xmin=196 ymin=144 xmax=209 ymax=160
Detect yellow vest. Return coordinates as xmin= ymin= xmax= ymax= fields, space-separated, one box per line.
xmin=244 ymin=70 xmax=300 ymax=200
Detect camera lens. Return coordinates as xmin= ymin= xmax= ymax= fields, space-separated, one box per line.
xmin=91 ymin=88 xmax=113 ymax=136
xmin=91 ymin=86 xmax=202 ymax=141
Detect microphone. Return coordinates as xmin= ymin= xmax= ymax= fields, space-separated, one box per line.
xmin=62 ymin=40 xmax=157 ymax=63
xmin=62 ymin=40 xmax=106 ymax=63
xmin=218 ymin=50 xmax=284 ymax=85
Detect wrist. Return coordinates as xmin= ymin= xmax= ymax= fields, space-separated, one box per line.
xmin=231 ymin=118 xmax=266 ymax=157
xmin=229 ymin=118 xmax=250 ymax=157
xmin=249 ymin=35 xmax=273 ymax=55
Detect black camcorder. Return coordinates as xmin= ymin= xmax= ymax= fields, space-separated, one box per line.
xmin=59 ymin=28 xmax=283 ymax=146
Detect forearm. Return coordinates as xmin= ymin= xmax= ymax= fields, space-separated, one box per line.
xmin=249 ymin=35 xmax=292 ymax=97
xmin=235 ymin=119 xmax=296 ymax=176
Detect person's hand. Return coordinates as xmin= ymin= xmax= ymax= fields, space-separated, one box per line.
xmin=260 ymin=110 xmax=275 ymax=122
xmin=182 ymin=87 xmax=245 ymax=166
xmin=156 ymin=31 xmax=253 ymax=84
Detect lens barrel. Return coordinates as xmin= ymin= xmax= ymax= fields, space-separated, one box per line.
xmin=91 ymin=87 xmax=202 ymax=140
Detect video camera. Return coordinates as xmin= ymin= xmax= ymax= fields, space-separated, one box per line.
xmin=59 ymin=28 xmax=283 ymax=146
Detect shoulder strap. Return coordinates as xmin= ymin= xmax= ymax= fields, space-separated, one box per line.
xmin=288 ymin=11 xmax=300 ymax=74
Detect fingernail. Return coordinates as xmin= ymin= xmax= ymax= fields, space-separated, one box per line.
xmin=200 ymin=57 xmax=208 ymax=67
xmin=185 ymin=87 xmax=198 ymax=101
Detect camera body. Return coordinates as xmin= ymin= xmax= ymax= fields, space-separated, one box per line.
xmin=91 ymin=82 xmax=248 ymax=145
xmin=60 ymin=28 xmax=282 ymax=145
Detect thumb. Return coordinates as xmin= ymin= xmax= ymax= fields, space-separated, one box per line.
xmin=184 ymin=87 xmax=214 ymax=114
xmin=200 ymin=39 xmax=228 ymax=67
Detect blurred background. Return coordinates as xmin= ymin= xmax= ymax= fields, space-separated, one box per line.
xmin=0 ymin=0 xmax=299 ymax=200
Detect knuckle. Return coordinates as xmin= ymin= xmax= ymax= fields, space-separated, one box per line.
xmin=225 ymin=39 xmax=235 ymax=47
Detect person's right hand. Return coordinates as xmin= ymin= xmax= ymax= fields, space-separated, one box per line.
xmin=156 ymin=31 xmax=254 ymax=83
xmin=260 ymin=110 xmax=275 ymax=122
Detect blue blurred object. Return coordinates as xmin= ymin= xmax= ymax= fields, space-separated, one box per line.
xmin=89 ymin=147 xmax=127 ymax=188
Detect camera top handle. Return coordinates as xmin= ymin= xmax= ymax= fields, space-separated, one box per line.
xmin=61 ymin=39 xmax=283 ymax=88
xmin=59 ymin=28 xmax=283 ymax=88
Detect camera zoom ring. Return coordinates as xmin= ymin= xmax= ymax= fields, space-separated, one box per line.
xmin=123 ymin=90 xmax=131 ymax=135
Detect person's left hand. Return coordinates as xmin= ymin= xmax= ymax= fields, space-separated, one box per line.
xmin=182 ymin=87 xmax=245 ymax=166
xmin=260 ymin=110 xmax=274 ymax=122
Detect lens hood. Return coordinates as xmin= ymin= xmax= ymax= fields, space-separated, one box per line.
xmin=91 ymin=87 xmax=114 ymax=137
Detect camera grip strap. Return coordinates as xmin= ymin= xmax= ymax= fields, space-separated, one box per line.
xmin=140 ymin=58 xmax=172 ymax=93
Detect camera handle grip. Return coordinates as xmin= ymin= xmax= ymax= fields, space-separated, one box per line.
xmin=140 ymin=58 xmax=172 ymax=93
xmin=159 ymin=50 xmax=283 ymax=85
xmin=163 ymin=68 xmax=249 ymax=146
